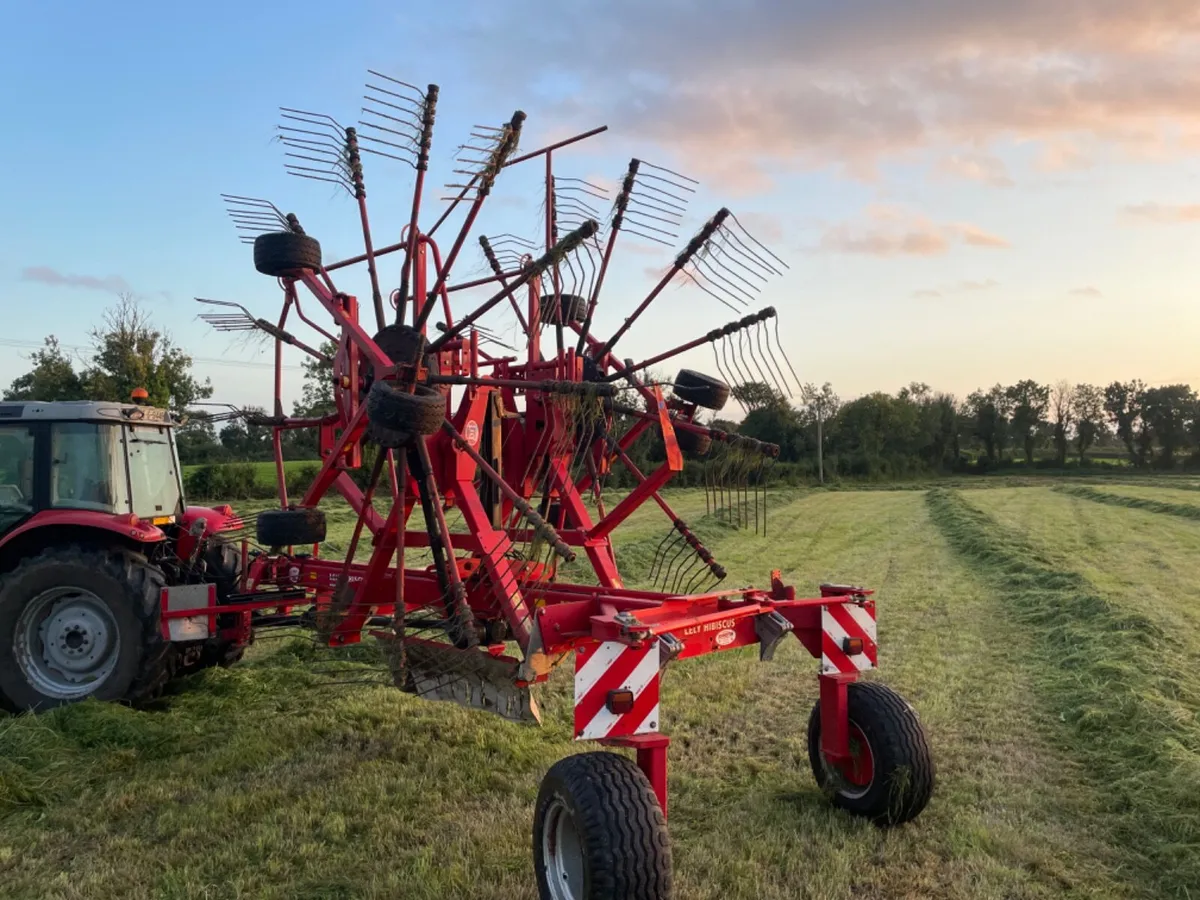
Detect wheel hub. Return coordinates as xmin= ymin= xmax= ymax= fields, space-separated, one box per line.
xmin=542 ymin=797 xmax=586 ymax=900
xmin=15 ymin=587 xmax=121 ymax=699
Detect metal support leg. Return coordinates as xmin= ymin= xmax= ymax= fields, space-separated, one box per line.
xmin=603 ymin=732 xmax=671 ymax=818
xmin=819 ymin=672 xmax=855 ymax=764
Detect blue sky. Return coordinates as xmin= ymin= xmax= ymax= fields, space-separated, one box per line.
xmin=3 ymin=0 xmax=1200 ymax=414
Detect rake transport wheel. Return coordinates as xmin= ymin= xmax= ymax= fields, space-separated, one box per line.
xmin=806 ymin=681 xmax=935 ymax=825
xmin=672 ymin=369 xmax=730 ymax=411
xmin=539 ymin=293 xmax=589 ymax=324
xmin=533 ymin=752 xmax=673 ymax=900
xmin=0 ymin=546 xmax=169 ymax=712
xmin=252 ymin=231 xmax=322 ymax=277
xmin=256 ymin=508 xmax=327 ymax=546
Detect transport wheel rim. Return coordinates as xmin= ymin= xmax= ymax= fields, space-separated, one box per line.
xmin=14 ymin=587 xmax=121 ymax=699
xmin=542 ymin=796 xmax=586 ymax=900
xmin=830 ymin=722 xmax=875 ymax=799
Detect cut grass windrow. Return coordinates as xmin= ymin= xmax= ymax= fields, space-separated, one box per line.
xmin=1052 ymin=483 xmax=1200 ymax=523
xmin=926 ymin=488 xmax=1200 ymax=898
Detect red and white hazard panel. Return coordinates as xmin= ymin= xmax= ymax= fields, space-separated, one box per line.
xmin=820 ymin=600 xmax=878 ymax=674
xmin=573 ymin=641 xmax=660 ymax=741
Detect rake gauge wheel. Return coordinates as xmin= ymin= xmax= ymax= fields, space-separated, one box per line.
xmin=256 ymin=508 xmax=328 ymax=546
xmin=539 ymin=293 xmax=589 ymax=325
xmin=672 ymin=369 xmax=730 ymax=411
xmin=806 ymin=681 xmax=935 ymax=825
xmin=253 ymin=231 xmax=323 ymax=277
xmin=533 ymin=752 xmax=672 ymax=900
xmin=673 ymin=427 xmax=712 ymax=456
xmin=365 ymin=381 xmax=446 ymax=446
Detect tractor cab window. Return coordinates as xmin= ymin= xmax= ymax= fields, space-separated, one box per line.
xmin=125 ymin=424 xmax=183 ymax=518
xmin=50 ymin=423 xmax=130 ymax=514
xmin=0 ymin=425 xmax=35 ymax=525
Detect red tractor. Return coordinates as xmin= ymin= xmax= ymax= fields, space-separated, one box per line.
xmin=0 ymin=397 xmax=250 ymax=711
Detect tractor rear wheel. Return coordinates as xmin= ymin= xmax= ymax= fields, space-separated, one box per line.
xmin=806 ymin=680 xmax=935 ymax=825
xmin=533 ymin=752 xmax=672 ymax=899
xmin=672 ymin=369 xmax=730 ymax=411
xmin=0 ymin=546 xmax=170 ymax=712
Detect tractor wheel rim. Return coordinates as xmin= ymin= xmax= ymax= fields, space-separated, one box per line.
xmin=542 ymin=796 xmax=585 ymax=900
xmin=829 ymin=721 xmax=875 ymax=799
xmin=15 ymin=587 xmax=121 ymax=700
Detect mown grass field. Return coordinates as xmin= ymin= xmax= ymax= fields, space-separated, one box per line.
xmin=2 ymin=478 xmax=1199 ymax=899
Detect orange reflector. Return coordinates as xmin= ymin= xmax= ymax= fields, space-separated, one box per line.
xmin=606 ymin=689 xmax=635 ymax=714
xmin=151 ymin=516 xmax=174 ymax=526
xmin=842 ymin=637 xmax=864 ymax=656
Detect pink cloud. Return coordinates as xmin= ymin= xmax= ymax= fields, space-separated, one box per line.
xmin=819 ymin=206 xmax=1009 ymax=257
xmin=21 ymin=266 xmax=131 ymax=294
xmin=1122 ymin=203 xmax=1200 ymax=224
xmin=454 ymin=3 xmax=1200 ymax=187
xmin=935 ymin=152 xmax=1014 ymax=187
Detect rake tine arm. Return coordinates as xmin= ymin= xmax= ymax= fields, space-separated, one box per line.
xmin=604 ymin=307 xmax=777 ymax=382
xmin=596 ymin=208 xmax=730 ymax=359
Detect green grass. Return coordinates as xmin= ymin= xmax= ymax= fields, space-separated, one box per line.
xmin=1 ymin=485 xmax=1197 ymax=898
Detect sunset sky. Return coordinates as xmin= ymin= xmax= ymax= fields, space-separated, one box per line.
xmin=2 ymin=1 xmax=1199 ymax=414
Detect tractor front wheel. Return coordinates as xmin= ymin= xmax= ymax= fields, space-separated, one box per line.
xmin=806 ymin=680 xmax=935 ymax=825
xmin=533 ymin=752 xmax=672 ymax=900
xmin=0 ymin=546 xmax=169 ymax=712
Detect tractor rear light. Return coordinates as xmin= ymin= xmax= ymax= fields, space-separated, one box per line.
xmin=126 ymin=513 xmax=141 ymax=527
xmin=606 ymin=689 xmax=635 ymax=714
xmin=842 ymin=637 xmax=864 ymax=656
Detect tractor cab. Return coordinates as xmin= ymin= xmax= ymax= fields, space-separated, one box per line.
xmin=0 ymin=399 xmax=185 ymax=542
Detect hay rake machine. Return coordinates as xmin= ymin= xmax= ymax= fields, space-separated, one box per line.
xmin=199 ymin=71 xmax=934 ymax=899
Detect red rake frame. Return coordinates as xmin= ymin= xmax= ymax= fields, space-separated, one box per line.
xmin=190 ymin=88 xmax=913 ymax=858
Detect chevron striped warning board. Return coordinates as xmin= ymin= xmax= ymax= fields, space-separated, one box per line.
xmin=573 ymin=641 xmax=661 ymax=741
xmin=820 ymin=600 xmax=878 ymax=674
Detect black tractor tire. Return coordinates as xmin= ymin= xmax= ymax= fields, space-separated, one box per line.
xmin=256 ymin=508 xmax=327 ymax=547
xmin=365 ymin=381 xmax=445 ymax=446
xmin=674 ymin=426 xmax=712 ymax=456
xmin=253 ymin=231 xmax=323 ymax=277
xmin=673 ymin=369 xmax=730 ymax=411
xmin=178 ymin=537 xmax=248 ymax=674
xmin=539 ymin=293 xmax=588 ymax=325
xmin=806 ymin=680 xmax=935 ymax=826
xmin=0 ymin=546 xmax=170 ymax=712
xmin=533 ymin=751 xmax=672 ymax=899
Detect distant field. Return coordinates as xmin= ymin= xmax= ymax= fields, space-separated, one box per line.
xmin=2 ymin=480 xmax=1199 ymax=898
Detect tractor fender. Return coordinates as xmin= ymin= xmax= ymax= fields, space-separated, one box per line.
xmin=0 ymin=510 xmax=166 ymax=575
xmin=176 ymin=505 xmax=244 ymax=560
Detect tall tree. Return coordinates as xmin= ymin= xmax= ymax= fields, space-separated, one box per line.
xmin=1072 ymin=383 xmax=1106 ymax=464
xmin=2 ymin=337 xmax=84 ymax=401
xmin=800 ymin=382 xmax=840 ymax=483
xmin=82 ymin=293 xmax=213 ymax=410
xmin=965 ymin=385 xmax=1009 ymax=465
xmin=1049 ymin=381 xmax=1076 ymax=467
xmin=1140 ymin=384 xmax=1197 ymax=468
xmin=1104 ymin=380 xmax=1148 ymax=466
xmin=1007 ymin=379 xmax=1050 ymax=465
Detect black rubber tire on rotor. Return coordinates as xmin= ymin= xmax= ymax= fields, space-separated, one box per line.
xmin=533 ymin=751 xmax=672 ymax=900
xmin=539 ymin=293 xmax=588 ymax=325
xmin=365 ymin=381 xmax=445 ymax=447
xmin=256 ymin=508 xmax=327 ymax=547
xmin=673 ymin=426 xmax=712 ymax=456
xmin=0 ymin=545 xmax=170 ymax=712
xmin=253 ymin=231 xmax=323 ymax=278
xmin=367 ymin=324 xmax=441 ymax=389
xmin=673 ymin=369 xmax=730 ymax=411
xmin=806 ymin=680 xmax=935 ymax=826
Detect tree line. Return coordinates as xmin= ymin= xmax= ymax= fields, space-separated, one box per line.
xmin=7 ymin=298 xmax=1198 ymax=479
xmin=719 ymin=377 xmax=1200 ymax=479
